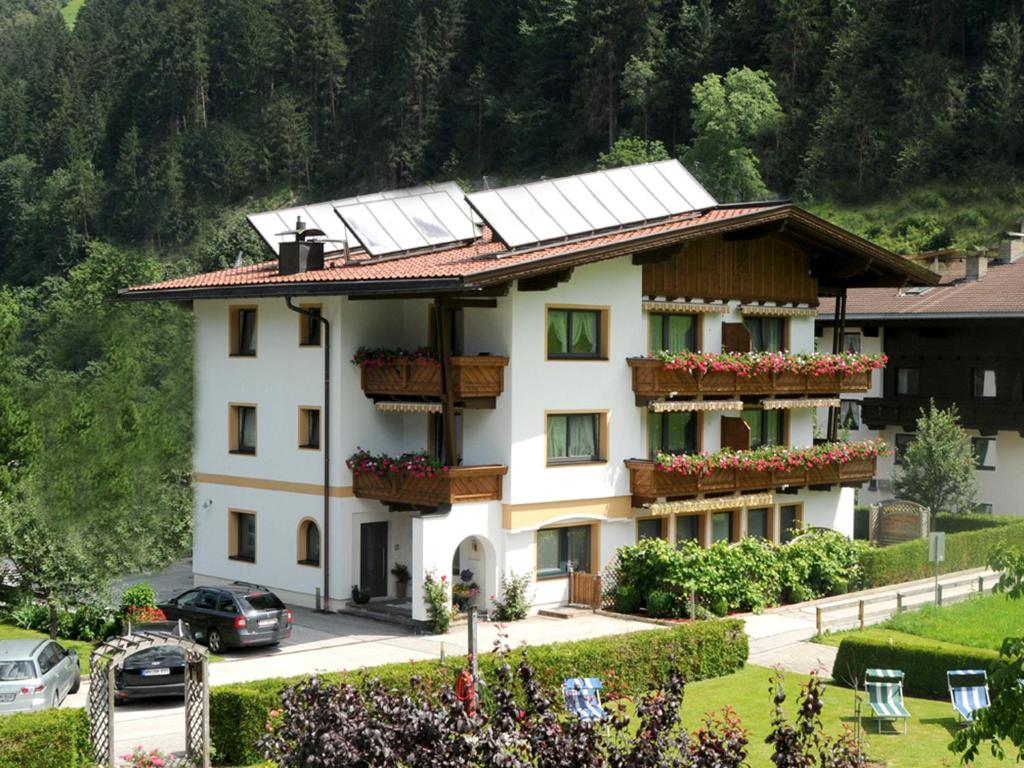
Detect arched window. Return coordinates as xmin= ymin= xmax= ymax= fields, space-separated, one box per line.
xmin=298 ymin=520 xmax=320 ymax=566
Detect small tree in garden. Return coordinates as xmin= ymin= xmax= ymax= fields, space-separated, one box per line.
xmin=422 ymin=570 xmax=451 ymax=634
xmin=893 ymin=401 xmax=978 ymax=523
xmin=491 ymin=571 xmax=533 ymax=621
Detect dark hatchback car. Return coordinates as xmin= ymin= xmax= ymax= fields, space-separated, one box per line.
xmin=159 ymin=584 xmax=292 ymax=654
xmin=114 ymin=622 xmax=192 ymax=705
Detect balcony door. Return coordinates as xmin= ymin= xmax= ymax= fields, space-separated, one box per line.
xmin=359 ymin=522 xmax=389 ymax=597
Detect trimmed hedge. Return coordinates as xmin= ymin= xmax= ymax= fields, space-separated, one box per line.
xmin=859 ymin=521 xmax=1024 ymax=587
xmin=0 ymin=707 xmax=91 ymax=768
xmin=210 ymin=620 xmax=748 ymax=766
xmin=832 ymin=629 xmax=999 ymax=699
xmin=933 ymin=512 xmax=1020 ymax=534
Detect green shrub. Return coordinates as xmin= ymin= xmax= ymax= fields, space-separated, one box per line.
xmin=853 ymin=505 xmax=870 ymax=540
xmin=0 ymin=708 xmax=91 ymax=768
xmin=492 ymin=571 xmax=532 ymax=621
xmin=859 ymin=521 xmax=1024 ymax=587
xmin=645 ymin=589 xmax=676 ymax=618
xmin=781 ymin=530 xmax=867 ymax=599
xmin=210 ymin=620 xmax=748 ymax=766
xmin=832 ymin=629 xmax=999 ymax=699
xmin=933 ymin=512 xmax=1018 ymax=534
xmin=120 ymin=581 xmax=158 ymax=612
xmin=613 ymin=584 xmax=642 ymax=614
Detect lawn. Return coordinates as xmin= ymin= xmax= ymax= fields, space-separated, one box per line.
xmin=880 ymin=593 xmax=1021 ymax=651
xmin=0 ymin=622 xmax=93 ymax=675
xmin=61 ymin=0 xmax=86 ymax=27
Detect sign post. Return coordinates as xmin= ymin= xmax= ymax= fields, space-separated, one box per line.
xmin=929 ymin=531 xmax=946 ymax=605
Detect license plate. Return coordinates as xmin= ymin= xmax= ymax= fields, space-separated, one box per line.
xmin=0 ymin=693 xmax=15 ymax=702
xmin=141 ymin=668 xmax=170 ymax=677
xmin=257 ymin=619 xmax=277 ymax=628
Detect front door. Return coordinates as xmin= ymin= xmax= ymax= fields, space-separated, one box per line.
xmin=360 ymin=522 xmax=389 ymax=597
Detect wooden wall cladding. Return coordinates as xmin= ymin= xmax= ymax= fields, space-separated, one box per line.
xmin=642 ymin=235 xmax=818 ymax=305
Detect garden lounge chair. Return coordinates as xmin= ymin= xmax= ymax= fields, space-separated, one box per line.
xmin=863 ymin=668 xmax=910 ymax=734
xmin=563 ymin=677 xmax=607 ymax=722
xmin=947 ymin=669 xmax=990 ymax=723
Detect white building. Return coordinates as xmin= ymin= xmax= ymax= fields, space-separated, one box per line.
xmin=123 ymin=161 xmax=934 ymax=622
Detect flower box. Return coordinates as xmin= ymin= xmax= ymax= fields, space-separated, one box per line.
xmin=352 ymin=464 xmax=507 ymax=506
xmin=359 ymin=355 xmax=509 ymax=402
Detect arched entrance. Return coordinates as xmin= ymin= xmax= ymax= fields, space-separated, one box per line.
xmin=451 ymin=535 xmax=496 ymax=614
xmin=88 ymin=632 xmax=210 ymax=768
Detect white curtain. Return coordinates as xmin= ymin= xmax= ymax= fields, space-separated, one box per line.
xmin=547 ymin=415 xmax=568 ymax=458
xmin=572 ymin=312 xmax=597 ymax=354
xmin=567 ymin=414 xmax=596 ymax=458
xmin=547 ymin=310 xmax=568 ymax=354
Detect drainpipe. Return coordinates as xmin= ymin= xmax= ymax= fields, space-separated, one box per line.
xmin=285 ymin=297 xmax=331 ymax=611
xmin=827 ymin=288 xmax=848 ymax=442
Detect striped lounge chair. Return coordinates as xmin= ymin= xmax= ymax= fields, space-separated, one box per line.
xmin=948 ymin=669 xmax=990 ymax=723
xmin=864 ymin=668 xmax=910 ymax=734
xmin=563 ymin=677 xmax=607 ymax=722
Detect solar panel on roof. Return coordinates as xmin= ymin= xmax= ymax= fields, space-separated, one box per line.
xmin=246 ymin=181 xmax=474 ymax=257
xmin=466 ymin=160 xmax=717 ymax=250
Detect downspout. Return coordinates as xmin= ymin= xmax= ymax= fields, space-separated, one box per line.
xmin=285 ymin=297 xmax=331 ymax=611
xmin=827 ymin=288 xmax=848 ymax=442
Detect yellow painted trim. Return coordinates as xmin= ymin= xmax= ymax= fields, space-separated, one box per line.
xmin=503 ymin=495 xmax=631 ymax=530
xmin=194 ymin=472 xmax=354 ymax=497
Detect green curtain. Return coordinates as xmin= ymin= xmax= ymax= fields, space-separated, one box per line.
xmin=712 ymin=511 xmax=732 ymax=543
xmin=547 ymin=415 xmax=567 ymax=458
xmin=764 ymin=411 xmax=781 ymax=445
xmin=742 ymin=409 xmax=762 ymax=447
xmin=666 ymin=315 xmax=693 ymax=352
xmin=763 ymin=318 xmax=784 ymax=351
xmin=547 ymin=310 xmax=568 ymax=354
xmin=666 ymin=412 xmax=693 ymax=452
xmin=648 ymin=315 xmax=663 ymax=353
xmin=571 ymin=311 xmax=597 ymax=354
xmin=567 ymin=414 xmax=596 ymax=458
xmin=566 ymin=526 xmax=591 ymax=572
xmin=648 ymin=412 xmax=662 ymax=456
xmin=537 ymin=529 xmax=560 ymax=576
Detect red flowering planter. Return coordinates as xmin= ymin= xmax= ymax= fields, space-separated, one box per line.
xmin=353 ymin=465 xmax=507 ymax=506
xmin=838 ymin=457 xmax=875 ymax=482
xmin=625 ymin=461 xmax=699 ymax=498
xmin=806 ymin=463 xmax=840 ymax=485
xmin=733 ymin=372 xmax=773 ymax=394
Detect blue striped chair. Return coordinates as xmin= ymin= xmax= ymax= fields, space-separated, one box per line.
xmin=947 ymin=670 xmax=990 ymax=723
xmin=864 ymin=668 xmax=910 ymax=734
xmin=563 ymin=677 xmax=607 ymax=722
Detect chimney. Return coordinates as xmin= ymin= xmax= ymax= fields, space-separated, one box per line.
xmin=998 ymin=225 xmax=1024 ymax=263
xmin=279 ymin=216 xmax=325 ymax=276
xmin=965 ymin=253 xmax=988 ymax=281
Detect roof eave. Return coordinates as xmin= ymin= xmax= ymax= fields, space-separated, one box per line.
xmin=118 ymin=276 xmax=467 ymax=302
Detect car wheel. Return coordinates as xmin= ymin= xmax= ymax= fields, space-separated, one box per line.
xmin=69 ymin=671 xmax=81 ymax=694
xmin=207 ymin=628 xmax=224 ymax=654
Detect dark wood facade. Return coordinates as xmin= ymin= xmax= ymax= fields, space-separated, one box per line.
xmin=360 ymin=355 xmax=509 ymax=407
xmin=641 ymin=234 xmax=819 ymax=305
xmin=352 ymin=465 xmax=508 ymax=507
xmin=859 ymin=321 xmax=1024 ymax=435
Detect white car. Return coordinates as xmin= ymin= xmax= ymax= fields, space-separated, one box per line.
xmin=0 ymin=639 xmax=80 ymax=714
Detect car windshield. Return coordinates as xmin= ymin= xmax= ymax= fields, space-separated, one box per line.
xmin=0 ymin=660 xmax=35 ymax=681
xmin=243 ymin=592 xmax=285 ymax=611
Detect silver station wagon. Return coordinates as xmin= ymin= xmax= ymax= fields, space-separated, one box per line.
xmin=0 ymin=639 xmax=80 ymax=714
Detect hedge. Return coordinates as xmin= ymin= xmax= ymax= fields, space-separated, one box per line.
xmin=933 ymin=512 xmax=1020 ymax=534
xmin=210 ymin=619 xmax=748 ymax=766
xmin=832 ymin=629 xmax=999 ymax=699
xmin=0 ymin=707 xmax=91 ymax=768
xmin=859 ymin=520 xmax=1024 ymax=587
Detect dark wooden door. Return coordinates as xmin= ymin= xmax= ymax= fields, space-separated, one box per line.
xmin=360 ymin=522 xmax=389 ymax=597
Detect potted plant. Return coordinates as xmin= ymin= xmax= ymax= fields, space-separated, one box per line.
xmin=451 ymin=569 xmax=480 ymax=611
xmin=351 ymin=585 xmax=371 ymax=605
xmin=391 ymin=563 xmax=411 ymax=599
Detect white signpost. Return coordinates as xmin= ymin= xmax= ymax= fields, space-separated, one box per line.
xmin=929 ymin=531 xmax=946 ymax=604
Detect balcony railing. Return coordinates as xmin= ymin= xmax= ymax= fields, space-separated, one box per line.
xmin=628 ymin=358 xmax=871 ymax=402
xmin=352 ymin=464 xmax=508 ymax=507
xmin=360 ymin=355 xmax=509 ymax=406
xmin=624 ymin=456 xmax=877 ymax=504
xmin=862 ymin=397 xmax=1024 ymax=434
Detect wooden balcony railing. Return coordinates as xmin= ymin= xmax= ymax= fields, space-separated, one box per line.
xmin=624 ymin=456 xmax=877 ymax=504
xmin=627 ymin=358 xmax=871 ymax=402
xmin=862 ymin=397 xmax=1024 ymax=434
xmin=352 ymin=464 xmax=508 ymax=507
xmin=360 ymin=355 xmax=509 ymax=407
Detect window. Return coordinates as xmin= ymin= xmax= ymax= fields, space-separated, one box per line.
xmin=230 ymin=306 xmax=257 ymax=356
xmin=230 ymin=405 xmax=257 ymax=454
xmin=972 ymin=437 xmax=996 ymax=470
xmin=648 ymin=411 xmax=697 ymax=457
xmin=230 ymin=511 xmax=256 ymax=562
xmin=537 ymin=525 xmax=591 ymax=577
xmin=216 ymin=594 xmax=237 ymax=613
xmin=648 ymin=313 xmax=697 ymax=354
xmin=299 ymin=305 xmax=322 ymax=347
xmin=547 ymin=307 xmax=605 ymax=359
xmin=747 ymin=507 xmax=772 ymax=540
xmin=298 ymin=519 xmax=321 ymax=566
xmin=894 ymin=433 xmax=915 ymax=465
xmin=895 ymin=368 xmax=919 ymax=396
xmin=841 ymin=332 xmax=862 ymax=353
xmin=741 ymin=409 xmax=784 ymax=449
xmin=743 ymin=317 xmax=785 ymax=352
xmin=711 ymin=511 xmax=736 ymax=544
xmin=637 ymin=518 xmax=664 ymax=541
xmin=839 ymin=400 xmax=861 ymax=430
xmin=972 ymin=369 xmax=997 ymax=398
xmin=676 ymin=514 xmax=702 ymax=546
xmin=299 ymin=407 xmax=320 ymax=450
xmin=779 ymin=504 xmax=802 ymax=544
xmin=547 ymin=413 xmax=603 ymax=464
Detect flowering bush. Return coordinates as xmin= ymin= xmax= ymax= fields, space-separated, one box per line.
xmin=491 ymin=571 xmax=533 ymax=621
xmin=651 ymin=350 xmax=887 ymax=377
xmin=120 ymin=746 xmax=171 ymax=767
xmin=125 ymin=605 xmax=167 ymax=625
xmin=346 ymin=448 xmax=448 ymax=479
xmin=423 ymin=570 xmax=451 ymax=633
xmin=351 ymin=346 xmax=439 ymax=368
xmin=654 ymin=439 xmax=889 ymax=477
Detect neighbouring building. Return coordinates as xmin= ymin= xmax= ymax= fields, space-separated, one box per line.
xmin=122 ymin=161 xmax=935 ymax=622
xmin=817 ymin=237 xmax=1024 ymax=517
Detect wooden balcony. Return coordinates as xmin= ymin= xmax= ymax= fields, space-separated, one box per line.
xmin=624 ymin=456 xmax=877 ymax=504
xmin=353 ymin=465 xmax=508 ymax=508
xmin=360 ymin=355 xmax=509 ymax=407
xmin=862 ymin=396 xmax=1024 ymax=435
xmin=628 ymin=358 xmax=870 ymax=403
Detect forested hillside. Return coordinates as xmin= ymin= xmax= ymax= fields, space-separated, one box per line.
xmin=1 ymin=0 xmax=1023 ymax=606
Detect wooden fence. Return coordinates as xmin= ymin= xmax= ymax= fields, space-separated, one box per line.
xmin=568 ymin=571 xmax=603 ymax=609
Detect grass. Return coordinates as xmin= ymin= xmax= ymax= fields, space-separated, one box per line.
xmin=60 ymin=0 xmax=86 ymax=28
xmin=0 ymin=622 xmax=93 ymax=675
